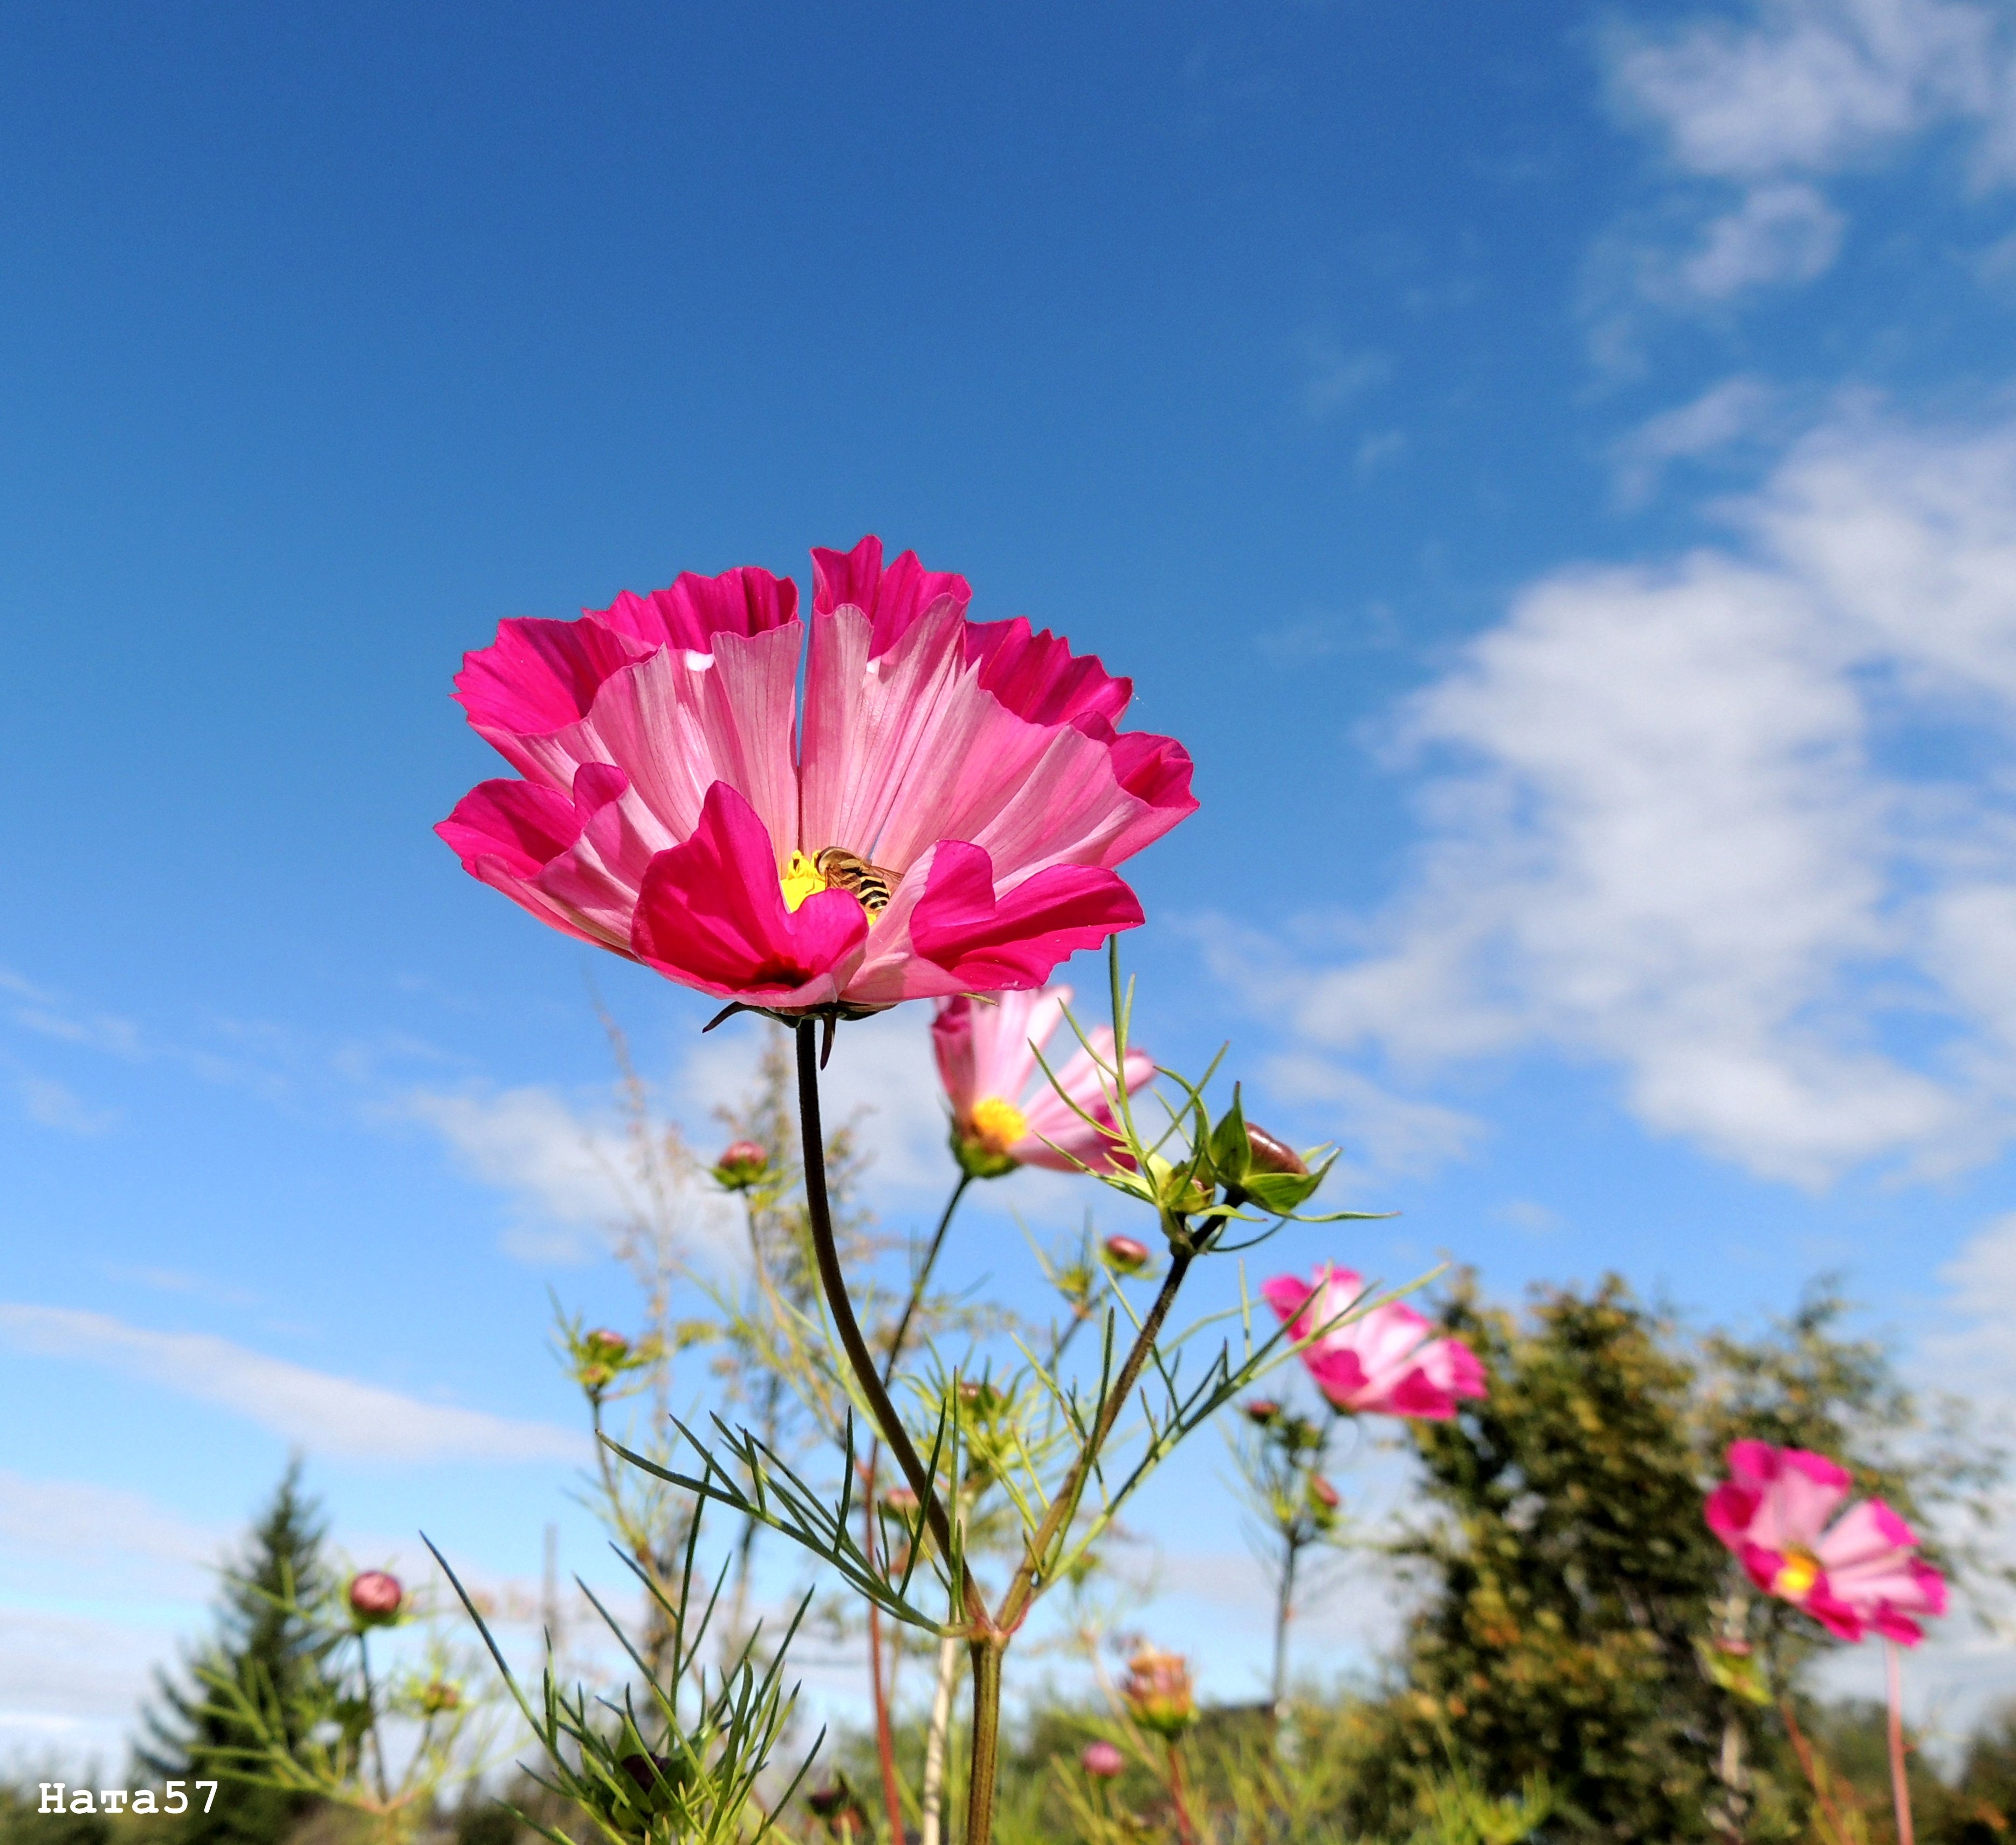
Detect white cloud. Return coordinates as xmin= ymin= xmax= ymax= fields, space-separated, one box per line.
xmin=0 ymin=1305 xmax=583 ymax=1464
xmin=1301 ymin=339 xmax=1391 ymax=421
xmin=1214 ymin=403 xmax=2016 ymax=1187
xmin=398 ymin=1007 xmax=973 ymax=1266
xmin=16 ymin=1076 xmax=118 ymax=1136
xmin=1674 ymin=182 xmax=1846 ymax=300
xmin=1607 ymin=0 xmax=2000 ymax=181
xmin=1593 ymin=0 xmax=2016 ymax=338
xmin=402 ymin=1085 xmax=636 ymax=1232
xmin=1612 ymin=374 xmax=1780 ymax=506
xmin=1260 ymin=1053 xmax=1485 ymax=1180
xmin=0 ymin=1471 xmax=221 ymax=1599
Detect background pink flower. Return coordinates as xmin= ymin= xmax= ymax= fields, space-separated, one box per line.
xmin=1262 ymin=1265 xmax=1486 ymax=1420
xmin=438 ymin=538 xmax=1196 ymax=1014
xmin=931 ymin=984 xmax=1153 ymax=1174
xmin=1705 ymin=1439 xmax=1947 ymax=1644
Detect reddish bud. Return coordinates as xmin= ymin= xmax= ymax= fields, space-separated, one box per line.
xmin=712 ymin=1140 xmax=770 ymax=1191
xmin=1243 ymin=1398 xmax=1281 ymax=1425
xmin=1243 ymin=1123 xmax=1308 ymax=1176
xmin=1102 ymin=1234 xmax=1151 ymax=1274
xmin=1121 ymin=1644 xmax=1196 ymax=1740
xmin=347 ymin=1570 xmax=404 ymax=1625
xmin=1080 ymin=1740 xmax=1126 ymax=1779
xmin=883 ymin=1485 xmax=920 ymax=1514
xmin=1310 ymin=1475 xmax=1341 ymax=1510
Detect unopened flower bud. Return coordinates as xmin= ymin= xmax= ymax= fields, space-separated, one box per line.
xmin=348 ymin=1570 xmax=404 ymax=1626
xmin=620 ymin=1753 xmax=683 ymax=1811
xmin=1310 ymin=1475 xmax=1340 ymax=1510
xmin=1102 ymin=1234 xmax=1151 ymax=1274
xmin=577 ymin=1327 xmax=631 ymax=1394
xmin=1243 ymin=1123 xmax=1308 ymax=1177
xmin=1243 ymin=1398 xmax=1281 ymax=1425
xmin=419 ymin=1679 xmax=462 ymax=1715
xmin=883 ymin=1485 xmax=919 ymax=1514
xmin=1080 ymin=1740 xmax=1126 ymax=1779
xmin=712 ymin=1140 xmax=770 ymax=1191
xmin=807 ymin=1777 xmax=868 ymax=1836
xmin=958 ymin=1379 xmax=1006 ymax=1417
xmin=1121 ymin=1644 xmax=1196 ymax=1740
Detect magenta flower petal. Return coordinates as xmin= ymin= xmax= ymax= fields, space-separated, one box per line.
xmin=811 ymin=534 xmax=972 ymax=652
xmin=592 ymin=564 xmax=799 ymax=652
xmin=437 ymin=767 xmax=632 ymax=949
xmin=931 ymin=985 xmax=1155 ymax=1175
xmin=965 ymin=615 xmax=1134 ymax=729
xmin=631 ymin=783 xmax=868 ymax=1003
xmin=1264 ymin=1264 xmax=1484 ymax=1420
xmin=910 ymin=843 xmax=1144 ymax=991
xmin=1016 ymin=1031 xmax=1154 ymax=1169
xmin=442 ymin=537 xmax=1194 ymax=1013
xmin=456 ymin=618 xmax=653 ymax=762
xmin=1703 ymin=1442 xmax=1947 ymax=1645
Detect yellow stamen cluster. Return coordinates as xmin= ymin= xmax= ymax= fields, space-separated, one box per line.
xmin=780 ymin=851 xmax=829 ymax=913
xmin=1773 ymin=1547 xmax=1820 ymax=1600
xmin=969 ymin=1095 xmax=1030 ymax=1157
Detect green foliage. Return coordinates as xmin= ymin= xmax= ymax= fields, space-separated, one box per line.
xmin=1391 ymin=1277 xmax=1732 ymax=1840
xmin=1950 ymin=1701 xmax=2016 ymax=1842
xmin=430 ymin=1507 xmax=815 ymax=1845
xmin=136 ymin=1461 xmax=336 ymax=1845
xmin=1359 ymin=1274 xmax=1998 ymax=1843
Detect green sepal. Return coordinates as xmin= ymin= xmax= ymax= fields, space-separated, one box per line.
xmin=1207 ymin=1083 xmax=1253 ymax=1186
xmin=1693 ymin=1636 xmax=1771 ymax=1706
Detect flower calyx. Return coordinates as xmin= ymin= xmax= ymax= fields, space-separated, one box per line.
xmin=566 ymin=1323 xmax=656 ymax=1400
xmin=1121 ymin=1643 xmax=1196 ymax=1740
xmin=951 ymin=1115 xmax=1021 ymax=1180
xmin=1207 ymin=1086 xmax=1328 ymax=1216
xmin=711 ymin=1140 xmax=772 ymax=1192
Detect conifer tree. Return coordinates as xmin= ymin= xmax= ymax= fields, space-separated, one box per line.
xmin=137 ymin=1460 xmax=337 ymax=1845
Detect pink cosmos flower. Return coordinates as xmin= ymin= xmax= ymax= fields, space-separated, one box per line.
xmin=1262 ymin=1265 xmax=1487 ymax=1421
xmin=1705 ymin=1440 xmax=1948 ymax=1644
xmin=438 ymin=538 xmax=1196 ymax=1014
xmin=931 ymin=984 xmax=1153 ymax=1172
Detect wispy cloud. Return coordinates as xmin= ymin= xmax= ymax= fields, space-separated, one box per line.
xmin=1606 ymin=0 xmax=2004 ymax=183
xmin=16 ymin=1075 xmax=118 ymax=1136
xmin=1589 ymin=0 xmax=2016 ymax=350
xmin=0 ymin=1470 xmax=222 ymax=1594
xmin=0 ymin=1306 xmax=583 ymax=1464
xmin=1207 ymin=402 xmax=2016 ymax=1188
xmin=1301 ymin=339 xmax=1392 ymax=421
xmin=1611 ymin=374 xmax=1781 ymax=506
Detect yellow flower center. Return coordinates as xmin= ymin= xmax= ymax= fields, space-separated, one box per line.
xmin=780 ymin=852 xmax=829 ymax=913
xmin=1773 ymin=1547 xmax=1820 ymax=1600
xmin=969 ymin=1095 xmax=1030 ymax=1157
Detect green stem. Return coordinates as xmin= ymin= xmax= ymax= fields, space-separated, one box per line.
xmin=996 ymin=1242 xmax=1194 ymax=1631
xmin=793 ymin=1023 xmax=986 ymax=1626
xmin=1887 ymin=1642 xmax=1915 ymax=1845
xmin=1271 ymin=1528 xmax=1301 ymax=1718
xmin=965 ymin=1638 xmax=1005 ymax=1845
xmin=356 ymin=1631 xmax=392 ymax=1805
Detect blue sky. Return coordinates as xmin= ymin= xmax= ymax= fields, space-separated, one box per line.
xmin=8 ymin=0 xmax=2016 ymax=1764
